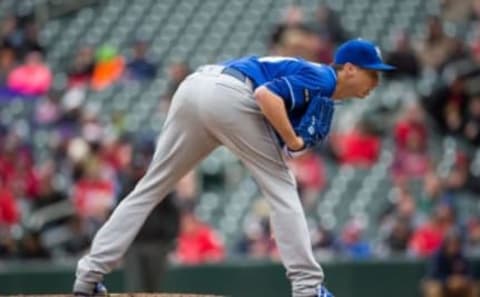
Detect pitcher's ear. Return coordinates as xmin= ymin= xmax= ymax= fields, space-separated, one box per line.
xmin=343 ymin=62 xmax=357 ymax=77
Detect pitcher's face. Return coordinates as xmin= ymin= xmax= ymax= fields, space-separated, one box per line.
xmin=343 ymin=63 xmax=380 ymax=99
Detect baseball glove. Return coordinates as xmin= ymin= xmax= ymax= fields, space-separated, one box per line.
xmin=284 ymin=96 xmax=334 ymax=158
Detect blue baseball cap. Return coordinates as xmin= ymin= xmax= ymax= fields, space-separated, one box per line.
xmin=334 ymin=39 xmax=395 ymax=71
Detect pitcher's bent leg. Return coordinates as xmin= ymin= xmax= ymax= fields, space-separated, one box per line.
xmin=225 ymin=139 xmax=323 ymax=297
xmin=203 ymin=79 xmax=323 ymax=297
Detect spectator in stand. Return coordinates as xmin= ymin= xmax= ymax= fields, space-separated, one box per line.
xmin=394 ymin=101 xmax=428 ymax=151
xmin=17 ymin=231 xmax=50 ymax=259
xmin=315 ymin=35 xmax=335 ymax=64
xmin=473 ymin=0 xmax=480 ymax=20
xmin=33 ymin=160 xmax=66 ymax=210
xmin=466 ymin=217 xmax=480 ymax=257
xmin=1 ymin=15 xmax=22 ymax=56
xmin=35 ymin=90 xmax=62 ymax=126
xmin=91 ymin=45 xmax=125 ymax=91
xmin=61 ymin=215 xmax=91 ymax=257
xmin=0 ymin=174 xmax=19 ymax=227
xmin=329 ymin=118 xmax=381 ymax=168
xmin=80 ymin=105 xmax=106 ymax=145
xmin=414 ymin=16 xmax=456 ymax=72
xmin=0 ymin=131 xmax=38 ymax=201
xmin=422 ymin=74 xmax=469 ymax=136
xmin=287 ymin=151 xmax=327 ymax=209
xmin=385 ymin=31 xmax=420 ymax=79
xmin=391 ymin=101 xmax=431 ymax=185
xmin=175 ymin=170 xmax=198 ymax=207
xmin=444 ymin=38 xmax=470 ymax=67
xmin=339 ymin=219 xmax=372 ymax=260
xmin=440 ymin=0 xmax=472 ymax=23
xmin=409 ymin=203 xmax=456 ymax=258
xmin=0 ymin=227 xmax=17 ymax=257
xmin=311 ymin=4 xmax=349 ymax=45
xmin=99 ymin=135 xmax=132 ymax=174
xmin=423 ymin=230 xmax=476 ymax=297
xmin=236 ymin=199 xmax=280 ymax=260
xmin=9 ymin=150 xmax=39 ymax=200
xmin=1 ymin=14 xmax=44 ymax=61
xmin=268 ymin=4 xmax=304 ymax=52
xmin=281 ymin=5 xmax=305 ymax=26
xmin=237 ymin=217 xmax=278 ymax=260
xmin=0 ymin=46 xmax=16 ymax=86
xmin=384 ymin=216 xmax=413 ymax=256
xmin=269 ymin=5 xmax=323 ymax=61
xmin=124 ymin=40 xmax=157 ymax=81
xmin=71 ymin=158 xmax=115 ymax=227
xmin=469 ymin=28 xmax=480 ymax=70
xmin=311 ymin=225 xmax=336 ymax=259
xmin=19 ymin=23 xmax=45 ymax=60
xmin=160 ymin=61 xmax=190 ymax=112
xmin=7 ymin=51 xmax=52 ymax=96
xmin=270 ymin=24 xmax=323 ymax=62
xmin=0 ymin=132 xmax=19 ymax=187
xmin=67 ymin=46 xmax=95 ymax=89
xmin=446 ymin=152 xmax=480 ymax=195
xmin=419 ymin=172 xmax=453 ymax=221
xmin=174 ymin=205 xmax=225 ymax=265
xmin=271 ymin=4 xmax=332 ymax=62
xmin=462 ymin=95 xmax=480 ymax=145
xmin=165 ymin=61 xmax=190 ymax=99
xmin=378 ymin=187 xmax=420 ymax=256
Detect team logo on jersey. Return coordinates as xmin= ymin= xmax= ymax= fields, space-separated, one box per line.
xmin=304 ymin=89 xmax=310 ymax=102
xmin=308 ymin=117 xmax=316 ymax=135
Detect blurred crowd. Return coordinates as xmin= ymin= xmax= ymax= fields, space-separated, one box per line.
xmin=1 ymin=3 xmax=480 ymax=294
xmin=256 ymin=3 xmax=480 ymax=295
xmin=0 ymin=9 xmax=196 ymax=263
xmin=236 ymin=2 xmax=480 ymax=261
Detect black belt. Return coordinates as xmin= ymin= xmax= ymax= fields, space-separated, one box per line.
xmin=221 ymin=67 xmax=249 ymax=83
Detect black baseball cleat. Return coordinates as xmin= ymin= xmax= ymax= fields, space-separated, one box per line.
xmin=73 ymin=282 xmax=108 ymax=296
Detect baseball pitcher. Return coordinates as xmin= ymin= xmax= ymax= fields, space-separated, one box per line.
xmin=73 ymin=39 xmax=394 ymax=297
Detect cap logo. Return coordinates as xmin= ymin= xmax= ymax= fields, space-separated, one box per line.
xmin=375 ymin=46 xmax=382 ymax=59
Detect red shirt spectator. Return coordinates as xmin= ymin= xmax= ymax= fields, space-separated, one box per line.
xmin=72 ymin=161 xmax=115 ymax=220
xmin=409 ymin=222 xmax=444 ymax=257
xmin=0 ymin=181 xmax=19 ymax=226
xmin=331 ymin=126 xmax=381 ymax=167
xmin=175 ymin=211 xmax=225 ymax=265
xmin=72 ymin=179 xmax=115 ymax=220
xmin=0 ymin=145 xmax=39 ymax=199
xmin=395 ymin=121 xmax=427 ymax=151
xmin=0 ymin=154 xmax=15 ymax=185
xmin=409 ymin=204 xmax=454 ymax=257
xmin=394 ymin=102 xmax=428 ymax=150
xmin=99 ymin=138 xmax=132 ymax=172
xmin=392 ymin=102 xmax=430 ymax=183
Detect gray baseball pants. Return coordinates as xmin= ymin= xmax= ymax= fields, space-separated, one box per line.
xmin=74 ymin=65 xmax=323 ymax=297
